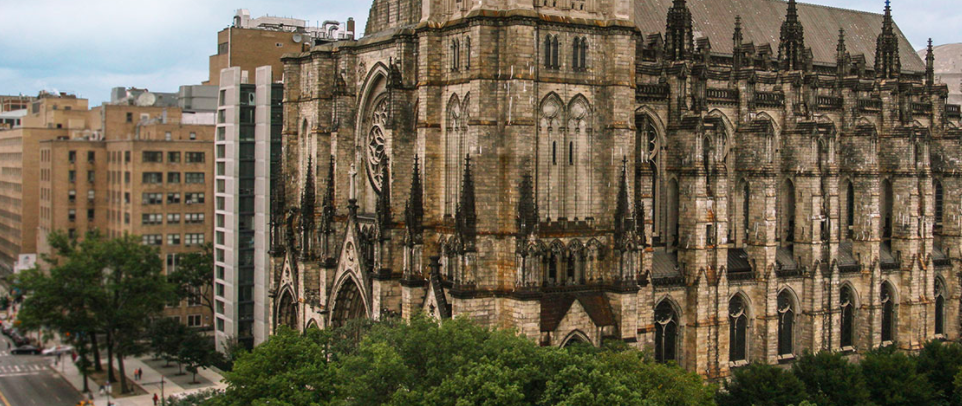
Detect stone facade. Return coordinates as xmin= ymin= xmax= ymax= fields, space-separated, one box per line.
xmin=270 ymin=0 xmax=962 ymax=379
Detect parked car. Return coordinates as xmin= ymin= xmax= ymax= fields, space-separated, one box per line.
xmin=11 ymin=345 xmax=41 ymax=355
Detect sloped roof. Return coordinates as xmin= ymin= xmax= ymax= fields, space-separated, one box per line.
xmin=634 ymin=0 xmax=925 ymax=72
xmin=540 ymin=292 xmax=615 ymax=332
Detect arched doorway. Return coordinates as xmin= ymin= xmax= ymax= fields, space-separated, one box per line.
xmin=330 ymin=275 xmax=367 ymax=328
xmin=276 ymin=289 xmax=298 ymax=330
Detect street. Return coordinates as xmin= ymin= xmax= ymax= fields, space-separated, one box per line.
xmin=0 ymin=335 xmax=80 ymax=406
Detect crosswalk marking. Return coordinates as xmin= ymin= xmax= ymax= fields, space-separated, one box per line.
xmin=0 ymin=364 xmax=45 ymax=373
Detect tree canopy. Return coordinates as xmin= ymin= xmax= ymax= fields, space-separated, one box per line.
xmin=211 ymin=315 xmax=716 ymax=406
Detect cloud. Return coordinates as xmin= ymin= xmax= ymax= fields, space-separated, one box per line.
xmin=1 ymin=0 xmax=959 ymax=105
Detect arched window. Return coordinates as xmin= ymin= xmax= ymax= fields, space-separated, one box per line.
xmin=881 ymin=282 xmax=895 ymax=343
xmin=551 ymin=36 xmax=560 ymax=68
xmin=935 ymin=278 xmax=946 ymax=336
xmin=544 ymin=36 xmax=552 ymax=68
xmin=655 ymin=300 xmax=678 ymax=363
xmin=846 ymin=181 xmax=855 ymax=239
xmin=729 ymin=295 xmax=749 ymax=363
xmin=572 ymin=38 xmax=581 ymax=69
xmin=580 ymin=38 xmax=588 ymax=69
xmin=465 ymin=37 xmax=471 ymax=69
xmin=881 ymin=179 xmax=893 ymax=239
xmin=936 ymin=181 xmax=944 ymax=230
xmin=780 ymin=179 xmax=796 ymax=244
xmin=840 ymin=285 xmax=856 ymax=348
xmin=742 ymin=182 xmax=750 ymax=246
xmin=777 ymin=290 xmax=795 ymax=356
xmin=635 ymin=114 xmax=659 ymax=241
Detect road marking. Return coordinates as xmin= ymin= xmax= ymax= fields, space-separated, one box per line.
xmin=0 ymin=381 xmax=11 ymax=406
xmin=0 ymin=371 xmax=43 ymax=377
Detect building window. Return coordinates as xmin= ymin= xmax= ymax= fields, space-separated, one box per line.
xmin=167 ymin=193 xmax=180 ymax=204
xmin=142 ymin=193 xmax=163 ymax=205
xmin=185 ymin=172 xmax=205 ymax=184
xmin=125 ymin=171 xmax=130 ymax=184
xmin=142 ymin=172 xmax=163 ymax=184
xmin=167 ymin=213 xmax=181 ymax=224
xmin=936 ymin=181 xmax=944 ymax=230
xmin=185 ymin=213 xmax=205 ymax=224
xmin=126 ymin=112 xmax=133 ymax=123
xmin=189 ymin=132 xmax=197 ymax=140
xmin=216 ymin=317 xmax=224 ymax=332
xmin=87 ymin=190 xmax=95 ymax=202
xmin=187 ymin=314 xmax=202 ymax=327
xmin=185 ymin=193 xmax=205 ymax=205
xmin=936 ymin=278 xmax=946 ymax=336
xmin=168 ymin=172 xmax=180 ymax=184
xmin=167 ymin=152 xmax=180 ymax=163
xmin=185 ymin=233 xmax=205 ymax=246
xmin=87 ymin=151 xmax=95 ymax=163
xmin=68 ymin=190 xmax=76 ymax=203
xmin=167 ymin=234 xmax=181 ymax=246
xmin=840 ymin=285 xmax=856 ymax=348
xmin=777 ymin=290 xmax=795 ymax=357
xmin=69 ymin=170 xmax=76 ymax=183
xmin=142 ymin=234 xmax=163 ymax=246
xmin=186 ymin=152 xmax=205 ymax=163
xmin=217 ymin=145 xmax=225 ymax=158
xmin=87 ymin=209 xmax=94 ymax=221
xmin=729 ymin=295 xmax=749 ymax=363
xmin=68 ymin=151 xmax=76 ymax=163
xmin=880 ymin=282 xmax=895 ymax=343
xmin=142 ymin=213 xmax=163 ymax=225
xmin=68 ymin=209 xmax=76 ymax=222
xmin=87 ymin=170 xmax=95 ymax=183
xmin=143 ymin=151 xmax=163 ymax=163
xmin=125 ymin=212 xmax=130 ymax=224
xmin=654 ymin=300 xmax=678 ymax=363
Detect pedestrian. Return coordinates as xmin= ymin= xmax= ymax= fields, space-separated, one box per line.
xmin=152 ymin=393 xmax=159 ymax=406
xmin=98 ymin=385 xmax=105 ymax=396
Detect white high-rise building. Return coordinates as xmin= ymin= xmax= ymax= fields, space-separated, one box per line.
xmin=214 ymin=66 xmax=281 ymax=352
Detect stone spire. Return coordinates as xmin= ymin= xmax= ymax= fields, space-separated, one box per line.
xmin=404 ymin=155 xmax=424 ymax=245
xmin=732 ymin=16 xmax=744 ymax=70
xmin=375 ymin=157 xmax=391 ymax=240
xmin=925 ymin=38 xmax=935 ymax=89
xmin=516 ymin=172 xmax=538 ymax=238
xmin=455 ymin=155 xmax=477 ymax=252
xmin=875 ymin=0 xmax=901 ymax=80
xmin=320 ymin=155 xmax=336 ymax=235
xmin=778 ymin=0 xmax=806 ymax=71
xmin=836 ymin=29 xmax=848 ymax=77
xmin=614 ymin=157 xmax=630 ymax=248
xmin=300 ymin=157 xmax=316 ymax=256
xmin=663 ymin=0 xmax=694 ymax=61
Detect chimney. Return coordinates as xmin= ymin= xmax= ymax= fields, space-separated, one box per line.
xmin=347 ymin=17 xmax=355 ymax=38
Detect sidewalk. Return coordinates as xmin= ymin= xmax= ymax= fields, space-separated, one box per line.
xmin=54 ymin=354 xmax=226 ymax=406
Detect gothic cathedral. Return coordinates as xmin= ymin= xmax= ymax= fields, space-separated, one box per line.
xmin=271 ymin=0 xmax=962 ymax=378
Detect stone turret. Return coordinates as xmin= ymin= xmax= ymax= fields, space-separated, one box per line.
xmin=779 ymin=0 xmax=806 ymax=71
xmin=875 ymin=0 xmax=901 ymax=79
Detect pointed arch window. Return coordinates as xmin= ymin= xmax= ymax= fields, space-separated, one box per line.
xmin=451 ymin=39 xmax=461 ymax=71
xmin=846 ymin=181 xmax=855 ymax=238
xmin=655 ymin=300 xmax=678 ymax=363
xmin=729 ymin=295 xmax=749 ymax=363
xmin=840 ymin=285 xmax=856 ymax=348
xmin=636 ymin=114 xmax=660 ymax=242
xmin=742 ymin=182 xmax=750 ymax=246
xmin=777 ymin=290 xmax=795 ymax=356
xmin=465 ymin=37 xmax=471 ymax=69
xmin=935 ymin=278 xmax=946 ymax=336
xmin=881 ymin=282 xmax=895 ymax=343
xmin=544 ymin=36 xmax=552 ymax=67
xmin=935 ymin=181 xmax=944 ymax=231
xmin=551 ymin=36 xmax=560 ymax=68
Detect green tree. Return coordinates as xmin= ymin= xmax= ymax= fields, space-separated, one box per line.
xmin=149 ymin=317 xmax=188 ymax=367
xmin=916 ymin=340 xmax=962 ymax=404
xmin=15 ymin=230 xmax=109 ymax=394
xmin=212 ymin=315 xmax=714 ymax=406
xmin=791 ymin=351 xmax=872 ymax=406
xmin=211 ymin=327 xmax=337 ymax=406
xmin=177 ymin=329 xmax=221 ymax=384
xmin=717 ymin=363 xmax=808 ymax=406
xmin=861 ymin=346 xmax=935 ymax=406
xmin=98 ymin=234 xmax=177 ymax=393
xmin=168 ymin=242 xmax=214 ymax=315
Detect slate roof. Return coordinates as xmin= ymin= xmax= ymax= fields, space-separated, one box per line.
xmin=634 ymin=0 xmax=925 ymax=72
xmin=727 ymin=248 xmax=753 ymax=273
xmin=652 ymin=248 xmax=682 ymax=279
xmin=838 ymin=241 xmax=859 ymax=271
xmin=540 ymin=292 xmax=615 ymax=332
xmin=776 ymin=246 xmax=797 ymax=271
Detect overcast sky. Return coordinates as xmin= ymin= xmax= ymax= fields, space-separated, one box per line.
xmin=1 ymin=0 xmax=959 ymax=105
